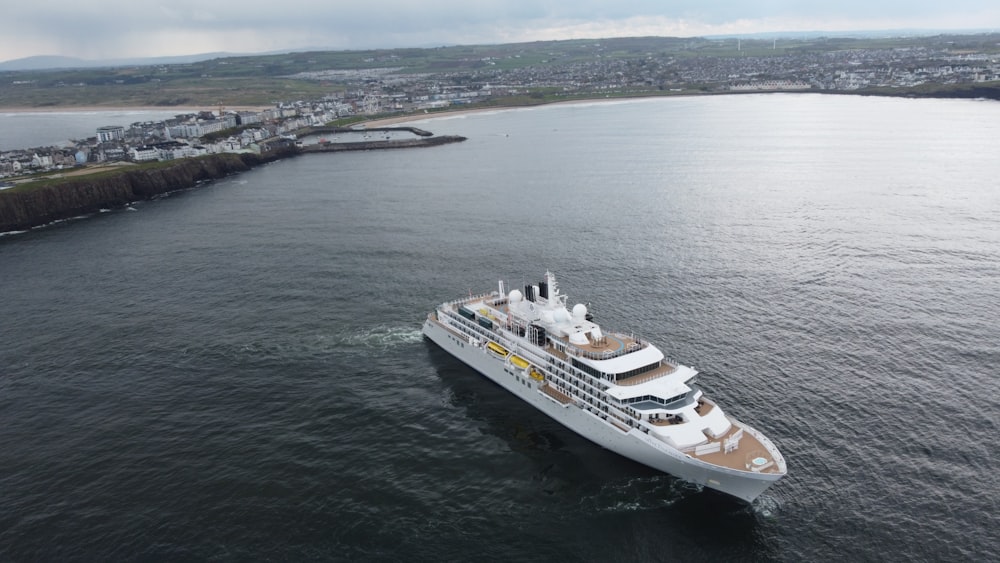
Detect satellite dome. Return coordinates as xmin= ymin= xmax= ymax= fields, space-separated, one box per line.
xmin=509 ymin=289 xmax=523 ymax=303
xmin=572 ymin=303 xmax=588 ymax=321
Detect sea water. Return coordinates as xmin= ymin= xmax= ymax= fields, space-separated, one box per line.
xmin=2 ymin=94 xmax=999 ymax=560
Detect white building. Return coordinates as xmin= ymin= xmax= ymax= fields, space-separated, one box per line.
xmin=129 ymin=146 xmax=159 ymax=162
xmin=30 ymin=153 xmax=53 ymax=168
xmin=236 ymin=111 xmax=262 ymax=126
xmin=97 ymin=125 xmax=125 ymax=143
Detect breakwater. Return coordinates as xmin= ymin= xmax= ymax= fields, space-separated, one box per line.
xmin=299 ymin=134 xmax=466 ymax=153
xmin=0 ymin=133 xmax=465 ymax=233
xmin=296 ymin=125 xmax=435 ymax=137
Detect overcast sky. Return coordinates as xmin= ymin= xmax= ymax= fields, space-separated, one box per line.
xmin=2 ymin=0 xmax=998 ymax=62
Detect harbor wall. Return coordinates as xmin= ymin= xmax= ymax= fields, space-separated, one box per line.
xmin=298 ymin=135 xmax=466 ymax=153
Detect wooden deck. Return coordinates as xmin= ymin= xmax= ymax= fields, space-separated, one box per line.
xmin=545 ymin=331 xmax=678 ymax=386
xmin=690 ymin=422 xmax=781 ymax=474
xmin=615 ymin=362 xmax=678 ymax=386
xmin=569 ymin=332 xmax=638 ymax=356
xmin=541 ymin=384 xmax=573 ymax=405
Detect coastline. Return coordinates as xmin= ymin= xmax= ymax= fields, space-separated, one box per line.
xmin=0 ymin=105 xmax=271 ymax=114
xmin=361 ymin=106 xmax=519 ymax=128
xmin=0 ymin=95 xmax=658 ymax=123
xmin=2 ymin=80 xmax=997 ymax=119
xmin=359 ymin=97 xmax=671 ymax=128
xmin=0 ymin=148 xmax=297 ymax=233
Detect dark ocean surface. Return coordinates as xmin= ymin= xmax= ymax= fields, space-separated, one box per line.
xmin=2 ymin=95 xmax=999 ymax=561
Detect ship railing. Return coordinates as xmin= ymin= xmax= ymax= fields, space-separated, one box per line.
xmin=440 ymin=309 xmax=498 ymax=344
xmin=440 ymin=310 xmax=615 ymax=416
xmin=539 ymin=362 xmax=605 ymax=408
xmin=723 ymin=428 xmax=744 ymax=453
xmin=442 ymin=291 xmax=499 ymax=309
xmin=509 ymin=341 xmax=613 ymax=414
xmin=562 ymin=330 xmax=649 ymax=361
xmin=695 ymin=442 xmax=722 ymax=456
xmin=472 ymin=322 xmax=645 ymax=430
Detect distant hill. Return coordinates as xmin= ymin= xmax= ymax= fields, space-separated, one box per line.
xmin=706 ymin=28 xmax=996 ymax=40
xmin=0 ymin=53 xmax=238 ymax=71
xmin=3 ymin=30 xmax=993 ymax=71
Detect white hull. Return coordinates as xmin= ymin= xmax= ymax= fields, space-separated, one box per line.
xmin=423 ymin=317 xmax=781 ymax=503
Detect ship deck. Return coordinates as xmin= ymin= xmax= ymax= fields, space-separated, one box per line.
xmin=546 ymin=332 xmax=678 ymax=385
xmin=565 ymin=331 xmax=638 ymax=356
xmin=615 ymin=362 xmax=678 ymax=386
xmin=541 ymin=384 xmax=572 ymax=405
xmin=689 ymin=422 xmax=782 ymax=474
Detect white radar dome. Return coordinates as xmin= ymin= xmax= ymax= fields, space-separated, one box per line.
xmin=572 ymin=303 xmax=588 ymax=321
xmin=508 ymin=289 xmax=523 ymax=303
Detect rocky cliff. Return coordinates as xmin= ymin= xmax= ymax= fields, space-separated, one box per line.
xmin=0 ymin=148 xmax=295 ymax=233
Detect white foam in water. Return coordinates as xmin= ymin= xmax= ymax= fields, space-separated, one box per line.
xmin=579 ymin=475 xmax=688 ymax=514
xmin=346 ymin=326 xmax=424 ymax=349
xmin=749 ymin=495 xmax=781 ymax=518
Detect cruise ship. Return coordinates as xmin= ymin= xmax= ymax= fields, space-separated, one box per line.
xmin=422 ymin=272 xmax=786 ymax=503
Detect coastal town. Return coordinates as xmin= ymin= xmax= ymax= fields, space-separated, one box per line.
xmin=2 ymin=33 xmax=999 ymax=180
xmin=0 ymin=106 xmax=337 ymax=179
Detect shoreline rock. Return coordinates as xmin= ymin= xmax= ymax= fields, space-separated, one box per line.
xmin=0 ymin=134 xmax=465 ymax=234
xmin=0 ymin=146 xmax=295 ymax=233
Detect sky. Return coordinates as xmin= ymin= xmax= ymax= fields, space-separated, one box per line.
xmin=2 ymin=0 xmax=999 ymax=62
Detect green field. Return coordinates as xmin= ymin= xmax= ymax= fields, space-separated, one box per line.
xmin=2 ymin=34 xmax=998 ymax=108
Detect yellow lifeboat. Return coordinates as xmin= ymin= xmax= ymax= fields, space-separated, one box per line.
xmin=529 ymin=368 xmax=545 ymax=381
xmin=510 ymin=355 xmax=529 ymax=369
xmin=487 ymin=342 xmax=509 ymax=357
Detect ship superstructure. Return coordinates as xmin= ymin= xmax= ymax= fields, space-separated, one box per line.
xmin=422 ymin=272 xmax=786 ymax=502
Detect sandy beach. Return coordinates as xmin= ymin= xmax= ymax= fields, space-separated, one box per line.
xmin=358 ymin=96 xmax=661 ymax=128
xmin=360 ymin=106 xmax=520 ymax=128
xmin=0 ymin=96 xmax=657 ymax=130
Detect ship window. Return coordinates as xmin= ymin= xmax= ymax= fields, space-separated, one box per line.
xmin=620 ymin=391 xmax=690 ymax=409
xmin=612 ymin=361 xmax=660 ymax=381
xmin=571 ymin=358 xmax=607 ymax=379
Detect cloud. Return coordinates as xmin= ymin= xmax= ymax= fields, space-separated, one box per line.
xmin=2 ymin=0 xmax=998 ymax=61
